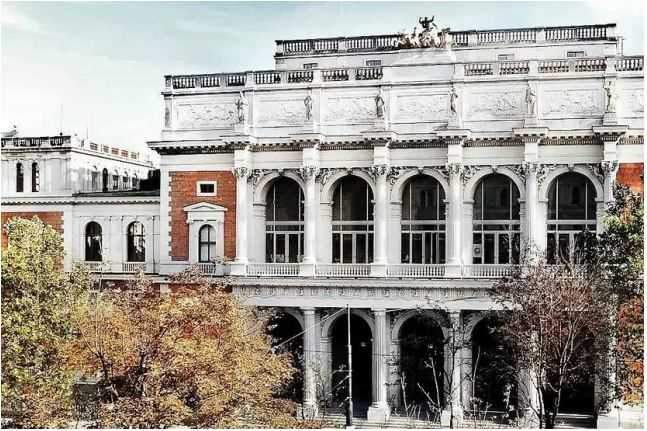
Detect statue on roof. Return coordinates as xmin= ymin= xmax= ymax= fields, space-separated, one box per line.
xmin=396 ymin=16 xmax=453 ymax=49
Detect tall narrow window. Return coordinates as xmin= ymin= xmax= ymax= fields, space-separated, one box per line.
xmin=16 ymin=162 xmax=24 ymax=192
xmin=331 ymin=176 xmax=374 ymax=263
xmin=127 ymin=221 xmax=145 ymax=262
xmin=112 ymin=171 xmax=119 ymax=190
xmin=102 ymin=168 xmax=109 ymax=192
xmin=85 ymin=222 xmax=103 ymax=261
xmin=31 ymin=162 xmax=40 ymax=192
xmin=401 ymin=176 xmax=446 ymax=264
xmin=199 ymin=225 xmax=217 ymax=263
xmin=123 ymin=174 xmax=129 ymax=190
xmin=472 ymin=174 xmax=521 ymax=264
xmin=132 ymin=174 xmax=138 ymax=189
xmin=265 ymin=178 xmax=304 ymax=263
xmin=91 ymin=169 xmax=99 ymax=191
xmin=547 ymin=173 xmax=596 ymax=264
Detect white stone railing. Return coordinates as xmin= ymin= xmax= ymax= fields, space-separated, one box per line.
xmin=387 ymin=264 xmax=446 ymax=278
xmin=197 ymin=263 xmax=220 ymax=275
xmin=247 ymin=263 xmax=300 ymax=277
xmin=315 ymin=264 xmax=372 ymax=278
xmin=122 ymin=262 xmax=147 ymax=273
xmin=616 ymin=56 xmax=644 ymax=71
xmin=79 ymin=261 xmax=107 ymax=272
xmin=462 ymin=264 xmax=519 ymax=277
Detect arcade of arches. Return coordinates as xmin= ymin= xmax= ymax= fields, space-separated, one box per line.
xmin=267 ymin=307 xmax=598 ymax=420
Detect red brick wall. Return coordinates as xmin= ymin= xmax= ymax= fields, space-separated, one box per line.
xmin=169 ymin=171 xmax=236 ymax=260
xmin=1 ymin=211 xmax=64 ymax=248
xmin=616 ymin=163 xmax=644 ymax=193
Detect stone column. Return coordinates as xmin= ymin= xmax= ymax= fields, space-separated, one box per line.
xmin=461 ymin=345 xmax=473 ymax=412
xmin=524 ymin=162 xmax=541 ymax=256
xmin=446 ymin=163 xmax=464 ymax=276
xmin=368 ymin=308 xmax=390 ymax=421
xmin=318 ymin=201 xmax=333 ymax=263
xmin=461 ymin=199 xmax=474 ymax=267
xmin=252 ymin=203 xmax=265 ymax=263
xmin=300 ymin=165 xmax=319 ymax=276
xmin=231 ymin=166 xmax=250 ymax=275
xmin=371 ymin=165 xmax=389 ymax=276
xmin=442 ymin=311 xmax=464 ymax=427
xmin=302 ymin=307 xmax=318 ymax=418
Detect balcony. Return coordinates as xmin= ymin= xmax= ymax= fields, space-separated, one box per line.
xmin=76 ymin=261 xmax=158 ymax=274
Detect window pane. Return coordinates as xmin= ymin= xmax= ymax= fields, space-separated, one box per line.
xmin=288 ymin=234 xmax=299 ymax=263
xmin=342 ymin=234 xmax=353 ymax=263
xmin=332 ymin=233 xmax=341 ymax=263
xmin=412 ymin=233 xmax=423 ymax=263
xmin=499 ymin=234 xmax=510 ymax=264
xmin=401 ymin=233 xmax=409 ymax=263
xmin=438 ymin=233 xmax=446 ymax=264
xmin=276 ymin=234 xmax=286 ymax=263
xmin=266 ymin=234 xmax=274 ymax=262
xmin=356 ymin=234 xmax=366 ymax=263
xmin=424 ymin=232 xmax=432 ymax=264
xmin=484 ymin=234 xmax=495 ymax=264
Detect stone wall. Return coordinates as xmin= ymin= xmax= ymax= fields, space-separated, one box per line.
xmin=169 ymin=171 xmax=236 ymax=260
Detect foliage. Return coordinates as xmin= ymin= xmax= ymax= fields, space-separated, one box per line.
xmin=66 ymin=267 xmax=309 ymax=428
xmin=590 ymin=185 xmax=644 ymax=406
xmin=1 ymin=217 xmax=91 ymax=427
xmin=491 ymin=262 xmax=612 ymax=428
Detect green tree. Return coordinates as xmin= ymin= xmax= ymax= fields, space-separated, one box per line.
xmin=67 ymin=268 xmax=313 ymax=428
xmin=593 ymin=185 xmax=644 ymax=406
xmin=1 ymin=217 xmax=91 ymax=427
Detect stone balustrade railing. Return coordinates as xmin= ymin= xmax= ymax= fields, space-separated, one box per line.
xmin=275 ymin=24 xmax=616 ymax=56
xmin=616 ymin=56 xmax=644 ymax=71
xmin=247 ymin=263 xmax=300 ymax=277
xmin=315 ymin=263 xmax=372 ymax=278
xmin=2 ymin=135 xmax=144 ymax=162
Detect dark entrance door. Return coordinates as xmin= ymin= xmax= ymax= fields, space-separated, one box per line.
xmin=331 ymin=314 xmax=372 ymax=415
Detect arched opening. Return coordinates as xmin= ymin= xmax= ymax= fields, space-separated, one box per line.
xmin=331 ymin=314 xmax=373 ymax=412
xmin=547 ymin=172 xmax=597 ymax=264
xmin=132 ymin=173 xmax=138 ymax=190
xmin=85 ymin=222 xmax=103 ymax=261
xmin=472 ymin=174 xmax=521 ymax=264
xmin=31 ymin=162 xmax=40 ymax=192
xmin=265 ymin=177 xmax=304 ymax=263
xmin=91 ymin=167 xmax=99 ymax=191
xmin=198 ymin=224 xmax=216 ymax=263
xmin=398 ymin=315 xmax=445 ymax=417
xmin=401 ymin=175 xmax=446 ymax=264
xmin=16 ymin=162 xmax=24 ymax=192
xmin=267 ymin=311 xmax=304 ymax=402
xmin=331 ymin=176 xmax=374 ymax=263
xmin=123 ymin=173 xmax=129 ymax=190
xmin=470 ymin=317 xmax=517 ymax=413
xmin=102 ymin=168 xmax=109 ymax=192
xmin=112 ymin=170 xmax=119 ymax=191
xmin=127 ymin=221 xmax=145 ymax=262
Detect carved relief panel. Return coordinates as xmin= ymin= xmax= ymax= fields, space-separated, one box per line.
xmin=324 ymin=96 xmax=375 ymax=123
xmin=175 ymin=102 xmax=236 ymax=129
xmin=466 ymin=90 xmax=524 ymax=119
xmin=541 ymin=88 xmax=604 ymax=118
xmin=393 ymin=93 xmax=449 ymax=122
xmin=256 ymin=99 xmax=306 ymax=125
xmin=620 ymin=89 xmax=644 ymax=116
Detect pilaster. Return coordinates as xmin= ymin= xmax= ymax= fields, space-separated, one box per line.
xmin=231 ymin=147 xmax=252 ymax=275
xmin=367 ymin=308 xmax=390 ymax=421
xmin=302 ymin=307 xmax=318 ymax=419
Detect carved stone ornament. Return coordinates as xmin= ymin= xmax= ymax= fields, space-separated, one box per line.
xmin=536 ymin=164 xmax=558 ymax=187
xmin=316 ymin=168 xmax=337 ymax=185
xmin=235 ymin=91 xmax=249 ymax=123
xmin=604 ymin=81 xmax=617 ymax=113
xmin=461 ymin=165 xmax=482 ymax=185
xmin=600 ymin=160 xmax=619 ymax=177
xmin=525 ymin=82 xmax=537 ymax=116
xmin=304 ymin=94 xmax=313 ymax=121
xmin=298 ymin=165 xmax=320 ymax=180
xmin=248 ymin=168 xmax=273 ymax=185
xmin=369 ymin=164 xmax=390 ymax=177
xmin=449 ymin=85 xmax=459 ymax=116
xmin=232 ymin=167 xmax=249 ymax=179
xmin=395 ymin=16 xmax=453 ymax=49
xmin=375 ymin=88 xmax=386 ymax=119
xmin=445 ymin=162 xmax=463 ymax=177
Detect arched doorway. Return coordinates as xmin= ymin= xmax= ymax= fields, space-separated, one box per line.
xmin=267 ymin=311 xmax=304 ymax=403
xmin=331 ymin=314 xmax=372 ymax=413
xmin=471 ymin=317 xmax=516 ymax=414
xmin=398 ymin=314 xmax=445 ymax=418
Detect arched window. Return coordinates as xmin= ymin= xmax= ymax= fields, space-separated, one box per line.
xmin=85 ymin=222 xmax=103 ymax=261
xmin=127 ymin=221 xmax=145 ymax=262
xmin=473 ymin=174 xmax=521 ymax=264
xmin=331 ymin=176 xmax=374 ymax=263
xmin=123 ymin=173 xmax=129 ymax=190
xmin=401 ymin=176 xmax=446 ymax=264
xmin=547 ymin=173 xmax=597 ymax=264
xmin=112 ymin=170 xmax=119 ymax=190
xmin=265 ymin=178 xmax=304 ymax=263
xmin=31 ymin=162 xmax=40 ymax=192
xmin=91 ymin=167 xmax=99 ymax=191
xmin=199 ymin=224 xmax=217 ymax=263
xmin=132 ymin=174 xmax=138 ymax=189
xmin=16 ymin=162 xmax=24 ymax=192
xmin=102 ymin=168 xmax=109 ymax=192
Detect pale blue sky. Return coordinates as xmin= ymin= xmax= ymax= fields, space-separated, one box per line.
xmin=1 ymin=1 xmax=644 ymax=153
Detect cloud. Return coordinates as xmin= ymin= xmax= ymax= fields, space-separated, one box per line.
xmin=1 ymin=5 xmax=46 ymax=34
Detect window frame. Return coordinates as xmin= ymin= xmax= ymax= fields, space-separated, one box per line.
xmin=198 ymin=224 xmax=217 ymax=263
xmin=196 ymin=181 xmax=218 ymax=196
xmin=16 ymin=162 xmax=24 ymax=192
xmin=85 ymin=221 xmax=103 ymax=262
xmin=31 ymin=162 xmax=40 ymax=192
xmin=126 ymin=221 xmax=146 ymax=262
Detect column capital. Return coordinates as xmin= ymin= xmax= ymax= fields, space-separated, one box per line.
xmin=372 ymin=307 xmax=387 ymax=314
xmin=298 ymin=165 xmax=320 ymax=180
xmin=370 ymin=164 xmax=390 ymax=177
xmin=301 ymin=306 xmax=316 ymax=314
xmin=232 ymin=166 xmax=250 ymax=179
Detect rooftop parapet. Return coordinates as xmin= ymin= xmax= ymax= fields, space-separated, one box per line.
xmin=274 ymin=23 xmax=617 ymax=57
xmin=1 ymin=134 xmax=153 ymax=165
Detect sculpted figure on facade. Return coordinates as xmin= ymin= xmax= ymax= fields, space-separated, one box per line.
xmin=235 ymin=91 xmax=249 ymax=123
xmin=304 ymin=93 xmax=313 ymax=121
xmin=164 ymin=105 xmax=171 ymax=128
xmin=375 ymin=88 xmax=386 ymax=119
xmin=604 ymin=81 xmax=617 ymax=113
xmin=449 ymin=85 xmax=459 ymax=116
xmin=525 ymin=82 xmax=537 ymax=116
